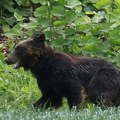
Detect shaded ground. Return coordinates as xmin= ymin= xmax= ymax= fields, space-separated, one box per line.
xmin=0 ymin=26 xmax=9 ymax=55
xmin=0 ymin=36 xmax=9 ymax=55
xmin=0 ymin=27 xmax=19 ymax=56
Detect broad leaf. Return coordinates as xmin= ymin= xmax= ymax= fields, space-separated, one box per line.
xmin=116 ymin=54 xmax=120 ymax=67
xmin=34 ymin=6 xmax=48 ymax=17
xmin=72 ymin=43 xmax=81 ymax=54
xmin=2 ymin=2 xmax=14 ymax=12
xmin=31 ymin=0 xmax=46 ymax=4
xmin=51 ymin=6 xmax=65 ymax=16
xmin=83 ymin=43 xmax=97 ymax=52
xmin=92 ymin=11 xmax=105 ymax=23
xmin=110 ymin=39 xmax=120 ymax=46
xmin=66 ymin=10 xmax=76 ymax=23
xmin=52 ymin=37 xmax=65 ymax=48
xmin=14 ymin=12 xmax=23 ymax=21
xmin=65 ymin=0 xmax=81 ymax=9
xmin=54 ymin=20 xmax=65 ymax=26
xmin=15 ymin=8 xmax=31 ymax=16
xmin=76 ymin=16 xmax=91 ymax=25
xmin=116 ymin=0 xmax=120 ymax=4
xmin=65 ymin=28 xmax=75 ymax=35
xmin=98 ymin=41 xmax=111 ymax=52
xmin=94 ymin=0 xmax=111 ymax=9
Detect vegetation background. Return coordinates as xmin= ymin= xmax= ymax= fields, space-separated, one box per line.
xmin=0 ymin=0 xmax=120 ymax=119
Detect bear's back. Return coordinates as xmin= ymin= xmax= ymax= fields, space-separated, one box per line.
xmin=69 ymin=55 xmax=116 ymax=87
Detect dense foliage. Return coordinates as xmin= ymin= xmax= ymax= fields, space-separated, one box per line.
xmin=0 ymin=0 xmax=120 ymax=65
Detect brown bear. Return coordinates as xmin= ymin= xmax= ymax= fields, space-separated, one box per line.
xmin=5 ymin=33 xmax=120 ymax=109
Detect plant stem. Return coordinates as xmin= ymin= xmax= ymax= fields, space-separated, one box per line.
xmin=47 ymin=0 xmax=54 ymax=41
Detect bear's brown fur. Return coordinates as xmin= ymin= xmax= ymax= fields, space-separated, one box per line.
xmin=5 ymin=34 xmax=120 ymax=109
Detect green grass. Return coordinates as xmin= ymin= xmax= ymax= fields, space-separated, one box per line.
xmin=0 ymin=107 xmax=120 ymax=120
xmin=1 ymin=59 xmax=120 ymax=120
xmin=0 ymin=59 xmax=40 ymax=110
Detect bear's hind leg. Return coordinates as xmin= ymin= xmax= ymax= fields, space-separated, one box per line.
xmin=88 ymin=67 xmax=120 ymax=107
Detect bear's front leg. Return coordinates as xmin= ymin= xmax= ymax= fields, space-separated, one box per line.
xmin=67 ymin=92 xmax=83 ymax=109
xmin=33 ymin=96 xmax=63 ymax=110
xmin=66 ymin=84 xmax=84 ymax=110
xmin=33 ymin=96 xmax=51 ymax=110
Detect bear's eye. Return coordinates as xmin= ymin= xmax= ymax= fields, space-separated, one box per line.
xmin=15 ymin=46 xmax=28 ymax=57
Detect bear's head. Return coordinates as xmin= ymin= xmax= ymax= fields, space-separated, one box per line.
xmin=5 ymin=34 xmax=46 ymax=70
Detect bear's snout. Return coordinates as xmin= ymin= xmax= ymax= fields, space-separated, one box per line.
xmin=5 ymin=58 xmax=14 ymax=65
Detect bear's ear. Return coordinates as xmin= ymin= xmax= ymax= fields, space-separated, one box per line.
xmin=33 ymin=33 xmax=45 ymax=45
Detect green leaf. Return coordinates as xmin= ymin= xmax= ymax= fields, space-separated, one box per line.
xmin=65 ymin=0 xmax=81 ymax=9
xmin=85 ymin=33 xmax=96 ymax=44
xmin=5 ymin=23 xmax=23 ymax=38
xmin=65 ymin=28 xmax=75 ymax=35
xmin=3 ymin=24 xmax=10 ymax=33
xmin=45 ymin=31 xmax=54 ymax=39
xmin=14 ymin=12 xmax=23 ymax=21
xmin=110 ymin=39 xmax=120 ymax=46
xmin=38 ymin=18 xmax=50 ymax=27
xmin=21 ymin=22 xmax=39 ymax=29
xmin=21 ymin=18 xmax=39 ymax=29
xmin=76 ymin=16 xmax=91 ymax=25
xmin=31 ymin=0 xmax=46 ymax=4
xmin=52 ymin=0 xmax=65 ymax=7
xmin=94 ymin=0 xmax=111 ymax=9
xmin=34 ymin=6 xmax=48 ymax=17
xmin=0 ymin=53 xmax=5 ymax=62
xmin=51 ymin=6 xmax=65 ymax=16
xmin=116 ymin=54 xmax=120 ymax=67
xmin=98 ymin=41 xmax=111 ymax=52
xmin=72 ymin=43 xmax=81 ymax=54
xmin=116 ymin=0 xmax=120 ymax=4
xmin=90 ymin=0 xmax=99 ymax=3
xmin=75 ymin=5 xmax=82 ymax=13
xmin=92 ymin=11 xmax=105 ymax=23
xmin=54 ymin=20 xmax=65 ymax=26
xmin=99 ymin=23 xmax=112 ymax=32
xmin=85 ymin=11 xmax=96 ymax=16
xmin=76 ymin=24 xmax=90 ymax=32
xmin=15 ymin=8 xmax=31 ymax=16
xmin=83 ymin=43 xmax=97 ymax=52
xmin=109 ymin=30 xmax=120 ymax=40
xmin=15 ymin=0 xmax=30 ymax=6
xmin=5 ymin=32 xmax=17 ymax=38
xmin=2 ymin=2 xmax=14 ymax=12
xmin=31 ymin=0 xmax=41 ymax=3
xmin=52 ymin=37 xmax=65 ymax=48
xmin=66 ymin=10 xmax=76 ymax=23
xmin=111 ymin=21 xmax=120 ymax=29
xmin=112 ymin=8 xmax=120 ymax=18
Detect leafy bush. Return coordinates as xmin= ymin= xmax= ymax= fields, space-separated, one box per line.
xmin=1 ymin=0 xmax=120 ymax=67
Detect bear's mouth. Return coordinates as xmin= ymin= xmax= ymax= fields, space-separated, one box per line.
xmin=5 ymin=58 xmax=22 ymax=69
xmin=14 ymin=61 xmax=21 ymax=69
